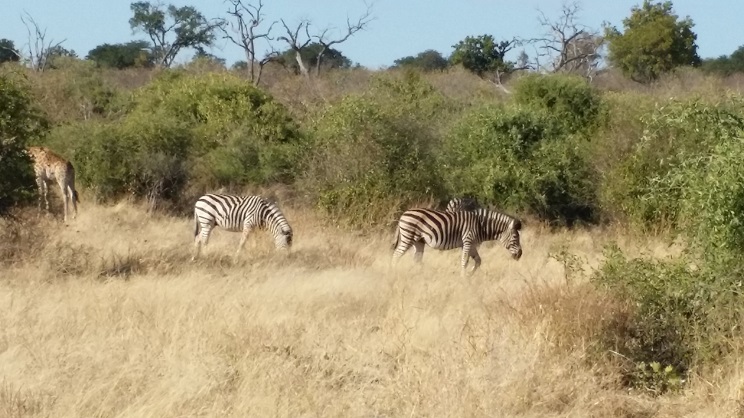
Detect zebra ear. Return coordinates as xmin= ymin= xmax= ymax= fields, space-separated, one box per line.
xmin=513 ymin=219 xmax=523 ymax=230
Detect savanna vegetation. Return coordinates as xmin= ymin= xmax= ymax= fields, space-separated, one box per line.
xmin=4 ymin=0 xmax=744 ymax=416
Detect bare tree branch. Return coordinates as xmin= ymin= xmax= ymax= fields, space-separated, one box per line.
xmin=221 ymin=0 xmax=277 ymax=84
xmin=523 ymin=1 xmax=604 ymax=79
xmin=277 ymin=18 xmax=312 ymax=77
xmin=312 ymin=1 xmax=374 ymax=76
xmin=20 ymin=12 xmax=65 ymax=72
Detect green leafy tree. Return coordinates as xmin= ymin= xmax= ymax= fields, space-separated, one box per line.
xmin=129 ymin=1 xmax=224 ymax=68
xmin=605 ymin=1 xmax=700 ymax=83
xmin=0 ymin=39 xmax=21 ymax=64
xmin=450 ymin=34 xmax=517 ymax=88
xmin=0 ymin=69 xmax=49 ymax=215
xmin=702 ymin=45 xmax=744 ymax=76
xmin=393 ymin=49 xmax=449 ymax=71
xmin=86 ymin=41 xmax=155 ymax=69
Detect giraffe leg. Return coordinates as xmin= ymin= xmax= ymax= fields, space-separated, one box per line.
xmin=35 ymin=177 xmax=45 ymax=216
xmin=59 ymin=181 xmax=69 ymax=222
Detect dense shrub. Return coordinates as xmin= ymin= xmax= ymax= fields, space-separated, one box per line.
xmin=441 ymin=104 xmax=596 ymax=224
xmin=603 ymin=97 xmax=744 ymax=229
xmin=303 ymin=73 xmax=450 ymax=227
xmin=48 ymin=70 xmax=303 ymax=209
xmin=593 ymin=246 xmax=743 ymax=391
xmin=0 ymin=68 xmax=48 ymax=214
xmin=512 ymin=74 xmax=603 ymax=133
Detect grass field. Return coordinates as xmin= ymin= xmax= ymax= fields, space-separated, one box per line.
xmin=1 ymin=202 xmax=742 ymax=417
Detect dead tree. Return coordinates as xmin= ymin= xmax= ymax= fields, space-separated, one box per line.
xmin=277 ymin=2 xmax=374 ymax=78
xmin=277 ymin=19 xmax=313 ymax=77
xmin=20 ymin=13 xmax=66 ymax=72
xmin=312 ymin=3 xmax=373 ymax=76
xmin=527 ymin=2 xmax=604 ymax=79
xmin=221 ymin=0 xmax=278 ymax=85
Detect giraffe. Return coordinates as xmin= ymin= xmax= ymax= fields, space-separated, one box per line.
xmin=26 ymin=146 xmax=79 ymax=222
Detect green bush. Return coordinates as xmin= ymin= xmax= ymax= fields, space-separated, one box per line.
xmin=603 ymin=97 xmax=744 ymax=230
xmin=47 ymin=70 xmax=303 ymax=209
xmin=593 ymin=245 xmax=743 ymax=392
xmin=0 ymin=68 xmax=48 ymax=214
xmin=512 ymin=74 xmax=603 ymax=133
xmin=440 ymin=104 xmax=596 ymax=224
xmin=304 ymin=91 xmax=443 ymax=228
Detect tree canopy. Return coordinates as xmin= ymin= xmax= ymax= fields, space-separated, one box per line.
xmin=605 ymin=0 xmax=700 ymax=83
xmin=393 ymin=50 xmax=449 ymax=72
xmin=87 ymin=41 xmax=155 ymax=69
xmin=450 ymin=35 xmax=515 ymax=77
xmin=276 ymin=42 xmax=351 ymax=74
xmin=0 ymin=39 xmax=21 ymax=64
xmin=129 ymin=1 xmax=223 ymax=68
xmin=702 ymin=45 xmax=744 ymax=76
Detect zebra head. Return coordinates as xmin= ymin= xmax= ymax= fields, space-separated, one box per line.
xmin=480 ymin=210 xmax=523 ymax=260
xmin=505 ymin=219 xmax=522 ymax=260
xmin=275 ymin=227 xmax=293 ymax=250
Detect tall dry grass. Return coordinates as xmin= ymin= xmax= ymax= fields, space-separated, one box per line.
xmin=2 ymin=202 xmax=742 ymax=417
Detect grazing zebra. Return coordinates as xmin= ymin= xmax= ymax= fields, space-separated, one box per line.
xmin=192 ymin=194 xmax=293 ymax=260
xmin=26 ymin=146 xmax=79 ymax=222
xmin=446 ymin=197 xmax=481 ymax=213
xmin=391 ymin=207 xmax=522 ymax=276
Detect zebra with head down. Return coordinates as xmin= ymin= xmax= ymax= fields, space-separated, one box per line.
xmin=192 ymin=194 xmax=293 ymax=260
xmin=391 ymin=204 xmax=522 ymax=276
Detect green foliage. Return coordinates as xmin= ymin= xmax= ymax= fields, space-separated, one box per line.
xmin=512 ymin=74 xmax=603 ymax=133
xmin=702 ymin=45 xmax=744 ymax=76
xmin=604 ymin=97 xmax=744 ymax=230
xmin=0 ymin=39 xmax=20 ymax=64
xmin=51 ymin=71 xmax=301 ymax=209
xmin=0 ymin=69 xmax=49 ymax=214
xmin=593 ymin=245 xmax=743 ymax=391
xmin=129 ymin=1 xmax=222 ymax=68
xmin=441 ymin=104 xmax=596 ymax=224
xmin=277 ymin=42 xmax=352 ymax=74
xmin=86 ymin=41 xmax=155 ymax=69
xmin=605 ymin=1 xmax=701 ymax=83
xmin=392 ymin=49 xmax=449 ymax=72
xmin=450 ymin=35 xmax=514 ymax=77
xmin=304 ymin=73 xmax=448 ymax=228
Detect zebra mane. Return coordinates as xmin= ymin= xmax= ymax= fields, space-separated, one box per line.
xmin=475 ymin=207 xmax=521 ymax=230
xmin=262 ymin=198 xmax=292 ymax=232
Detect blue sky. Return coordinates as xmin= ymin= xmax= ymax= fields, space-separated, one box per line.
xmin=3 ymin=0 xmax=741 ymax=68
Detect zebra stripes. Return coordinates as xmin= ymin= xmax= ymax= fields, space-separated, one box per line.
xmin=446 ymin=197 xmax=480 ymax=213
xmin=192 ymin=194 xmax=293 ymax=260
xmin=392 ymin=207 xmax=522 ymax=275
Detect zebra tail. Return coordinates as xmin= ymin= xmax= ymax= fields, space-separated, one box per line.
xmin=72 ymin=189 xmax=80 ymax=203
xmin=193 ymin=213 xmax=199 ymax=238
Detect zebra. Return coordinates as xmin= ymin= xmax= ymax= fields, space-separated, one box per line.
xmin=192 ymin=194 xmax=293 ymax=260
xmin=445 ymin=197 xmax=481 ymax=213
xmin=391 ymin=207 xmax=522 ymax=276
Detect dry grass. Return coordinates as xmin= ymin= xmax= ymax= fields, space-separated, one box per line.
xmin=0 ymin=202 xmax=742 ymax=417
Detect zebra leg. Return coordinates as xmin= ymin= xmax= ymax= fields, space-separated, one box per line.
xmin=236 ymin=226 xmax=254 ymax=257
xmin=192 ymin=224 xmax=212 ymax=261
xmin=391 ymin=236 xmax=412 ymax=264
xmin=412 ymin=240 xmax=425 ymax=263
xmin=470 ymin=248 xmax=482 ymax=274
xmin=461 ymin=240 xmax=473 ymax=277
